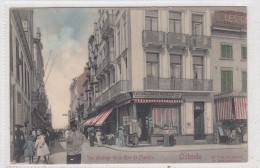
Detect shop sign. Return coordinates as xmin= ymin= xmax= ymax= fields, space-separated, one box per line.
xmin=213 ymin=11 xmax=247 ymax=31
xmin=132 ymin=92 xmax=182 ymax=99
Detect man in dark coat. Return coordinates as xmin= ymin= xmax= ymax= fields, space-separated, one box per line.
xmin=13 ymin=127 xmax=25 ymax=162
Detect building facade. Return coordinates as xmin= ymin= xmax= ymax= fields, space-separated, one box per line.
xmin=210 ymin=8 xmax=247 ymax=142
xmin=10 ymin=9 xmax=50 ymax=159
xmin=85 ymin=7 xmax=216 ymax=145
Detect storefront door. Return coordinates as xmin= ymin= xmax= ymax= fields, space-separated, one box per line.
xmin=194 ymin=102 xmax=205 ymax=140
xmin=137 ymin=104 xmax=149 ymax=141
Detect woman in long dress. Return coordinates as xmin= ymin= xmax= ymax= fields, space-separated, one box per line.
xmin=163 ymin=127 xmax=170 ymax=147
xmin=96 ymin=129 xmax=102 ymax=147
xmin=35 ymin=129 xmax=50 ymax=164
xmin=117 ymin=128 xmax=125 ymax=147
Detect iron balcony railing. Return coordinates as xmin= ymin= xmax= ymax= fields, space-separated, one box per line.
xmin=167 ymin=33 xmax=189 ymax=48
xmin=144 ymin=77 xmax=213 ymax=91
xmin=96 ymin=52 xmax=111 ymax=76
xmin=142 ymin=30 xmax=165 ymax=47
xmin=95 ymin=80 xmax=129 ymax=106
xmin=189 ymin=35 xmax=211 ymax=49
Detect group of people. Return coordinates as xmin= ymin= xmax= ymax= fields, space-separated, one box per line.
xmin=13 ymin=127 xmax=51 ymax=164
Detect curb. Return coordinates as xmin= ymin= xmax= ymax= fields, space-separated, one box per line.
xmin=102 ymin=144 xmax=247 ymax=152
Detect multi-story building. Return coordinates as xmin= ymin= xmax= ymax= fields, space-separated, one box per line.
xmin=85 ymin=7 xmax=215 ymax=145
xmin=10 ymin=9 xmax=34 ymax=140
xmin=210 ymin=8 xmax=247 ymax=138
xmin=10 ymin=9 xmax=50 ymax=159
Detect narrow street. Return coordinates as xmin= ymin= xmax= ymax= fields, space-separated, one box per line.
xmin=46 ymin=140 xmax=248 ymax=164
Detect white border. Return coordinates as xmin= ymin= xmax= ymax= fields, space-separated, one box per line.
xmin=1 ymin=0 xmax=260 ymax=168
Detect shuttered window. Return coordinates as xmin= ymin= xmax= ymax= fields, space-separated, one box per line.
xmin=221 ymin=71 xmax=233 ymax=93
xmin=146 ymin=53 xmax=159 ymax=77
xmin=242 ymin=71 xmax=247 ymax=92
xmin=145 ymin=10 xmax=158 ymax=31
xmin=241 ymin=47 xmax=247 ymax=60
xmin=221 ymin=45 xmax=233 ymax=59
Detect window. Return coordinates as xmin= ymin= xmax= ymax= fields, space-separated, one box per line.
xmin=193 ymin=56 xmax=203 ymax=79
xmin=118 ymin=63 xmax=121 ymax=81
xmin=25 ymin=65 xmax=27 ymax=95
xmin=122 ymin=23 xmax=127 ymax=51
xmin=117 ymin=31 xmax=120 ymax=55
xmin=221 ymin=71 xmax=233 ymax=93
xmin=192 ymin=14 xmax=203 ymax=36
xmin=125 ymin=57 xmax=128 ymax=80
xmin=146 ymin=53 xmax=159 ymax=77
xmin=10 ymin=24 xmax=13 ymax=72
xmin=242 ymin=71 xmax=247 ymax=92
xmin=108 ymin=72 xmax=111 ymax=88
xmin=241 ymin=47 xmax=247 ymax=60
xmin=145 ymin=10 xmax=158 ymax=31
xmin=21 ymin=53 xmax=24 ymax=88
xmin=27 ymin=71 xmax=30 ymax=98
xmin=170 ymin=54 xmax=182 ymax=78
xmin=17 ymin=92 xmax=21 ymax=104
xmin=169 ymin=11 xmax=181 ymax=33
xmin=221 ymin=45 xmax=233 ymax=59
xmin=112 ymin=68 xmax=115 ymax=84
xmin=16 ymin=38 xmax=20 ymax=82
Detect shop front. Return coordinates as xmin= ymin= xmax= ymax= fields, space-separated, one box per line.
xmin=214 ymin=96 xmax=247 ymax=144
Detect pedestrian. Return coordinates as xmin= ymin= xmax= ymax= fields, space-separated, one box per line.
xmin=23 ymin=135 xmax=35 ymax=164
xmin=117 ymin=127 xmax=125 ymax=147
xmin=35 ymin=129 xmax=50 ymax=164
xmin=66 ymin=121 xmax=85 ymax=164
xmin=29 ymin=127 xmax=37 ymax=141
xmin=89 ymin=128 xmax=95 ymax=147
xmin=96 ymin=128 xmax=102 ymax=147
xmin=13 ymin=126 xmax=25 ymax=163
xmin=163 ymin=126 xmax=170 ymax=147
xmin=84 ymin=127 xmax=88 ymax=140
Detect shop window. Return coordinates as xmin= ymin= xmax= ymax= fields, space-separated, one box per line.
xmin=145 ymin=10 xmax=158 ymax=31
xmin=169 ymin=11 xmax=181 ymax=34
xmin=192 ymin=14 xmax=203 ymax=36
xmin=146 ymin=53 xmax=159 ymax=78
xmin=242 ymin=71 xmax=247 ymax=92
xmin=241 ymin=47 xmax=247 ymax=60
xmin=193 ymin=56 xmax=203 ymax=79
xmin=221 ymin=45 xmax=233 ymax=59
xmin=221 ymin=70 xmax=233 ymax=93
xmin=170 ymin=54 xmax=182 ymax=78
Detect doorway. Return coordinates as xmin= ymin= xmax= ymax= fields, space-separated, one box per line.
xmin=137 ymin=104 xmax=149 ymax=141
xmin=194 ymin=102 xmax=205 ymax=140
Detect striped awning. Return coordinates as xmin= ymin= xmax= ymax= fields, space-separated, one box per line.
xmin=116 ymin=100 xmax=131 ymax=108
xmin=89 ymin=112 xmax=106 ymax=125
xmin=234 ymin=97 xmax=247 ymax=119
xmin=215 ymin=98 xmax=233 ymax=120
xmin=84 ymin=118 xmax=95 ymax=126
xmin=95 ymin=109 xmax=113 ymax=126
xmin=134 ymin=99 xmax=182 ymax=104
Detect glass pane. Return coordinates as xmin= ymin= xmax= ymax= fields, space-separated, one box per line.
xmin=221 ymin=45 xmax=227 ymax=58
xmin=197 ymin=66 xmax=203 ymax=79
xmin=192 ymin=14 xmax=203 ymax=22
xmin=175 ymin=21 xmax=181 ymax=33
xmin=169 ymin=20 xmax=174 ymax=32
xmin=146 ymin=63 xmax=152 ymax=76
xmin=145 ymin=17 xmax=151 ymax=30
xmin=152 ymin=18 xmax=158 ymax=31
xmin=170 ymin=55 xmax=181 ymax=64
xmin=171 ymin=65 xmax=181 ymax=78
xmin=145 ymin=10 xmax=158 ymax=17
xmin=147 ymin=53 xmax=158 ymax=62
xmin=152 ymin=63 xmax=159 ymax=77
xmin=193 ymin=56 xmax=203 ymax=65
xmin=169 ymin=12 xmax=181 ymax=20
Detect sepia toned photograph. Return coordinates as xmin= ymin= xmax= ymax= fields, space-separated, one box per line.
xmin=9 ymin=6 xmax=248 ymax=165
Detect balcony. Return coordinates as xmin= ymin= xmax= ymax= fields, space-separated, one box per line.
xmin=144 ymin=77 xmax=213 ymax=91
xmin=101 ymin=14 xmax=114 ymax=39
xmin=142 ymin=30 xmax=165 ymax=49
xmin=95 ymin=80 xmax=129 ymax=106
xmin=96 ymin=50 xmax=114 ymax=77
xmin=189 ymin=35 xmax=211 ymax=50
xmin=167 ymin=33 xmax=189 ymax=50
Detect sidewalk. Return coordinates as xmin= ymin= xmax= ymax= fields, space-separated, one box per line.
xmin=102 ymin=143 xmax=248 ymax=152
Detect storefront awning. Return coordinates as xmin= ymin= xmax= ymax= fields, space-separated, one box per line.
xmin=84 ymin=118 xmax=94 ymax=126
xmin=234 ymin=97 xmax=247 ymax=119
xmin=95 ymin=109 xmax=113 ymax=126
xmin=215 ymin=98 xmax=233 ymax=120
xmin=134 ymin=99 xmax=182 ymax=104
xmin=89 ymin=112 xmax=106 ymax=126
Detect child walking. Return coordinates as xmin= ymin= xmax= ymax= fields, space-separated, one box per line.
xmin=24 ymin=135 xmax=35 ymax=164
xmin=35 ymin=129 xmax=50 ymax=164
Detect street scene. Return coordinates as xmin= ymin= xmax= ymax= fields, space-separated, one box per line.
xmin=10 ymin=7 xmax=247 ymax=165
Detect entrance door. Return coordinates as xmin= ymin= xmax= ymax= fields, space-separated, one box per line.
xmin=194 ymin=102 xmax=205 ymax=140
xmin=137 ymin=104 xmax=149 ymax=141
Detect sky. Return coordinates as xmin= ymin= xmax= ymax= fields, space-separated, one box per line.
xmin=33 ymin=8 xmax=98 ymax=129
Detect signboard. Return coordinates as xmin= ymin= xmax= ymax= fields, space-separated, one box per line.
xmin=132 ymin=91 xmax=182 ymax=99
xmin=213 ymin=11 xmax=247 ymax=31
